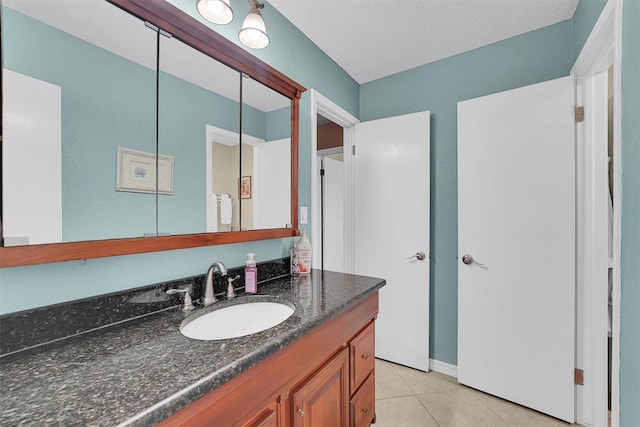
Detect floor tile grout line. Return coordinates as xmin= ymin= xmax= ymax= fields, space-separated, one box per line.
xmin=374 ymin=393 xmax=416 ymax=402
xmin=467 ymin=387 xmax=512 ymax=426
xmin=414 ymin=391 xmax=443 ymax=427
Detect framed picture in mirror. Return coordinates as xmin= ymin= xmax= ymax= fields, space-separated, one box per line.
xmin=240 ymin=176 xmax=252 ymax=199
xmin=116 ymin=147 xmax=174 ymax=195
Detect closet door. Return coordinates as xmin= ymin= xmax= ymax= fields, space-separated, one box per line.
xmin=457 ymin=76 xmax=575 ymax=422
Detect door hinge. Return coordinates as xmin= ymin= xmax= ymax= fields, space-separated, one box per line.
xmin=575 ymin=106 xmax=585 ymax=123
xmin=352 ymin=145 xmax=356 ymax=156
xmin=575 ymin=368 xmax=584 ymax=385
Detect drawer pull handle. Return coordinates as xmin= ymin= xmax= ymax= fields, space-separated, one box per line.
xmin=298 ymin=408 xmax=305 ymax=417
xmin=362 ymin=408 xmax=370 ymax=414
xmin=361 ymin=354 xmax=369 ymax=360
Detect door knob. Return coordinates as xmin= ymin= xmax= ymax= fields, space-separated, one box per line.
xmin=462 ymin=254 xmax=484 ymax=266
xmin=407 ymin=251 xmax=426 ymax=261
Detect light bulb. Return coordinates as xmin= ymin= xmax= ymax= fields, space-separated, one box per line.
xmin=239 ymin=10 xmax=269 ymax=49
xmin=196 ymin=0 xmax=233 ymax=25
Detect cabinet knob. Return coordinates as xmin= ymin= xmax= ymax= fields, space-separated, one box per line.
xmin=362 ymin=354 xmax=369 ymax=360
xmin=362 ymin=408 xmax=370 ymax=415
xmin=298 ymin=408 xmax=305 ymax=417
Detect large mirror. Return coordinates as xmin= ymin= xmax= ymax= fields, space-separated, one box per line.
xmin=0 ymin=0 xmax=305 ymax=267
xmin=2 ymin=0 xmax=158 ymax=245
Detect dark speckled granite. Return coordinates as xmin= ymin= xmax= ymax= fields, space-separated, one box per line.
xmin=0 ymin=257 xmax=290 ymax=355
xmin=0 ymin=270 xmax=385 ymax=426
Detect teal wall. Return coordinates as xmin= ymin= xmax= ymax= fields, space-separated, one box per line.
xmin=620 ymin=0 xmax=640 ymax=424
xmin=359 ymin=22 xmax=574 ymax=365
xmin=266 ymin=107 xmax=292 ymax=142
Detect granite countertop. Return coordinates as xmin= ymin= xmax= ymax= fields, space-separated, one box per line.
xmin=0 ymin=270 xmax=385 ymax=426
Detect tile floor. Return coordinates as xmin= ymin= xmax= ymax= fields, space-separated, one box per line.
xmin=374 ymin=358 xmax=575 ymax=427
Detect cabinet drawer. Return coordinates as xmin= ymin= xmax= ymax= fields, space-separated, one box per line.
xmin=350 ymin=372 xmax=375 ymax=427
xmin=350 ymin=322 xmax=375 ymax=392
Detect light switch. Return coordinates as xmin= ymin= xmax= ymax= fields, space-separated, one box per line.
xmin=300 ymin=206 xmax=308 ymax=224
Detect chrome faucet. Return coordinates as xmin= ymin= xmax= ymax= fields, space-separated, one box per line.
xmin=202 ymin=261 xmax=228 ymax=306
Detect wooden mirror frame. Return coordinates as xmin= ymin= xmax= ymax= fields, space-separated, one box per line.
xmin=0 ymin=0 xmax=306 ymax=268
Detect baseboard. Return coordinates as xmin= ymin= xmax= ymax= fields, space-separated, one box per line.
xmin=429 ymin=358 xmax=458 ymax=378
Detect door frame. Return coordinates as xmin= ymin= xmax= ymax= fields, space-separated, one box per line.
xmin=571 ymin=0 xmax=623 ymax=425
xmin=310 ymin=90 xmax=359 ymax=272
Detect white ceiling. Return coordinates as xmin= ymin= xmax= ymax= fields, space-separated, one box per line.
xmin=268 ymin=0 xmax=579 ymax=84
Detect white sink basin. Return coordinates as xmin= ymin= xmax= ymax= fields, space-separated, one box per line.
xmin=180 ymin=300 xmax=295 ymax=341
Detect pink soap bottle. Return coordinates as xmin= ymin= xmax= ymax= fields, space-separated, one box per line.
xmin=244 ymin=253 xmax=258 ymax=294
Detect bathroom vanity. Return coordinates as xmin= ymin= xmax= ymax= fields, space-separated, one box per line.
xmin=0 ymin=270 xmax=385 ymax=426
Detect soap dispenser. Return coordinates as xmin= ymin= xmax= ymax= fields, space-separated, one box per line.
xmin=244 ymin=253 xmax=258 ymax=294
xmin=297 ymin=231 xmax=312 ymax=275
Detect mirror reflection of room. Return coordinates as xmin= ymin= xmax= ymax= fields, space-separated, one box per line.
xmin=2 ymin=0 xmax=158 ymax=245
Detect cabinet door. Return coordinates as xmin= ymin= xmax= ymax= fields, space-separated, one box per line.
xmin=241 ymin=398 xmax=279 ymax=427
xmin=292 ymin=349 xmax=349 ymax=427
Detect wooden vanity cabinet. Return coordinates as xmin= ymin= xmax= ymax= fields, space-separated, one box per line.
xmin=158 ymin=292 xmax=378 ymax=427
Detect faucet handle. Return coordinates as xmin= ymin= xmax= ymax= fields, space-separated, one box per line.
xmin=166 ymin=287 xmax=194 ymax=311
xmin=226 ymin=275 xmax=241 ymax=299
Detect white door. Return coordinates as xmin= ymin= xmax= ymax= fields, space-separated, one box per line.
xmin=322 ymin=156 xmax=345 ymax=272
xmin=253 ymin=138 xmax=291 ymax=229
xmin=354 ymin=111 xmax=430 ymax=371
xmin=3 ymin=70 xmax=62 ymax=245
xmin=457 ymin=76 xmax=575 ymax=422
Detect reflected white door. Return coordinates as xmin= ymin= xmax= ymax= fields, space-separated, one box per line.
xmin=354 ymin=111 xmax=430 ymax=371
xmin=3 ymin=70 xmax=62 ymax=245
xmin=457 ymin=76 xmax=575 ymax=422
xmin=254 ymin=138 xmax=291 ymax=229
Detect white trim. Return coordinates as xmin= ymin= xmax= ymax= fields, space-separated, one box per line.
xmin=610 ymin=2 xmax=623 ymax=426
xmin=570 ymin=1 xmax=623 ymax=425
xmin=205 ymin=124 xmax=265 ymax=232
xmin=206 ymin=125 xmax=264 ymax=147
xmin=310 ymin=90 xmax=359 ymax=272
xmin=429 ymin=359 xmax=458 ymax=378
xmin=575 ymin=72 xmax=609 ymax=427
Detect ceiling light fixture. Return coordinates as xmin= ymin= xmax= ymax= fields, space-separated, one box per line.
xmin=238 ymin=0 xmax=270 ymax=49
xmin=196 ymin=0 xmax=234 ymax=25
